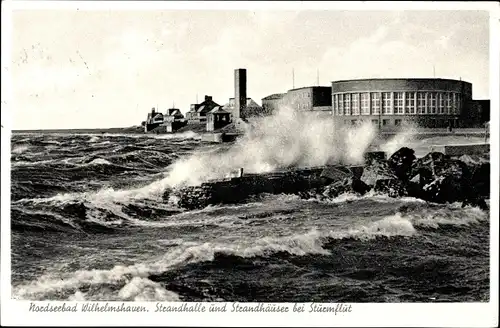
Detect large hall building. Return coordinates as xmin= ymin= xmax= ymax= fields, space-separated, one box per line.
xmin=261 ymin=77 xmax=489 ymax=128
xmin=331 ymin=78 xmax=487 ymax=128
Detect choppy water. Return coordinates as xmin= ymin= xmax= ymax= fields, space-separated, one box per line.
xmin=10 ymin=132 xmax=490 ymax=302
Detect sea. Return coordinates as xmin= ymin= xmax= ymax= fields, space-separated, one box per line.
xmin=9 ymin=125 xmax=490 ymax=303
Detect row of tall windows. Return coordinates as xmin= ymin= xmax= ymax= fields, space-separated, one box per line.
xmin=333 ymin=92 xmax=462 ymax=116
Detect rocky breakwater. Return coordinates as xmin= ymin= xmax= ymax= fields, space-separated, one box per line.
xmin=358 ymin=147 xmax=490 ymax=210
xmin=165 ymin=147 xmax=489 ymax=210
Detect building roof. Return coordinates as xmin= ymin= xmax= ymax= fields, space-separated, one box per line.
xmin=167 ymin=108 xmax=181 ymax=115
xmin=287 ymin=86 xmax=331 ymax=92
xmin=168 ymin=109 xmax=182 ymax=116
xmin=193 ymin=98 xmax=220 ymax=113
xmin=147 ymin=112 xmax=164 ymax=122
xmin=331 ymin=78 xmax=472 ymax=84
xmin=223 ymin=98 xmax=262 ymax=108
xmin=209 ymin=106 xmax=230 ymax=114
xmin=246 ymin=99 xmax=261 ymax=108
xmin=262 ymin=93 xmax=285 ymax=100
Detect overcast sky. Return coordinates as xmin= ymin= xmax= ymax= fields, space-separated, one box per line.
xmin=8 ymin=8 xmax=490 ymax=129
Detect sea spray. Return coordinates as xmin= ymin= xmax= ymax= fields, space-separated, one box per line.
xmin=161 ymin=106 xmax=377 ymax=188
xmin=379 ymin=122 xmax=418 ymax=156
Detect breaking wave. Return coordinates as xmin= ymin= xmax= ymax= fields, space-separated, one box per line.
xmin=87 ymin=158 xmax=113 ymax=166
xmin=12 ymin=144 xmax=30 ymax=154
xmin=153 ymin=107 xmax=378 ymax=188
xmin=11 ymin=202 xmax=487 ymax=301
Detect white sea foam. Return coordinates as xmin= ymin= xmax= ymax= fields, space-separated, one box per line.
xmin=68 ymin=290 xmax=87 ymax=301
xmin=409 ymin=205 xmax=488 ymax=228
xmin=302 ymin=190 xmax=428 ymax=205
xmin=11 ymin=144 xmax=30 ymax=154
xmin=11 ymin=159 xmax=59 ymax=167
xmin=154 ymin=131 xmax=201 ymax=140
xmin=43 ymin=140 xmax=62 ymax=145
xmin=87 ymin=158 xmax=113 ymax=166
xmin=91 ymin=140 xmax=112 ymax=147
xmin=118 ymin=277 xmax=181 ymax=301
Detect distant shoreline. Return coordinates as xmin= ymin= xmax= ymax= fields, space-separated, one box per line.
xmin=11 ymin=127 xmax=145 ymax=134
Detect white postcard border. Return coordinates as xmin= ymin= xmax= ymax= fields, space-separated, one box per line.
xmin=1 ymin=1 xmax=499 ymax=327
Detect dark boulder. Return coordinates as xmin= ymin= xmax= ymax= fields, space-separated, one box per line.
xmin=350 ymin=166 xmax=364 ymax=180
xmin=410 ymin=167 xmax=435 ymax=188
xmin=417 ymin=151 xmax=448 ymax=166
xmin=320 ymin=166 xmax=371 ymax=199
xmin=373 ymin=178 xmax=410 ymax=198
xmin=322 ymin=177 xmax=371 ymax=198
xmin=411 ymin=151 xmax=449 ymax=178
xmin=420 ymin=159 xmax=471 ymax=204
xmin=410 ymin=152 xmax=489 ymax=208
xmin=460 ymin=162 xmax=490 ymax=210
xmin=364 ymin=151 xmax=387 ymax=166
xmin=468 ymin=162 xmax=490 ymax=197
xmin=361 ymin=159 xmax=397 ymax=186
xmin=388 ymin=147 xmax=417 ymax=181
xmin=405 ymin=180 xmax=423 ymax=199
xmin=360 ymin=148 xmax=419 ymax=198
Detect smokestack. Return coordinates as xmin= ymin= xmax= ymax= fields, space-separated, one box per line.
xmin=234 ymin=68 xmax=247 ymax=119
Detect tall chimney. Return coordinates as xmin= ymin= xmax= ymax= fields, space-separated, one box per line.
xmin=234 ymin=68 xmax=247 ymax=119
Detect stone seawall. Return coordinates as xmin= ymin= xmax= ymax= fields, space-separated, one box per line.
xmin=172 ymin=167 xmax=329 ymax=209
